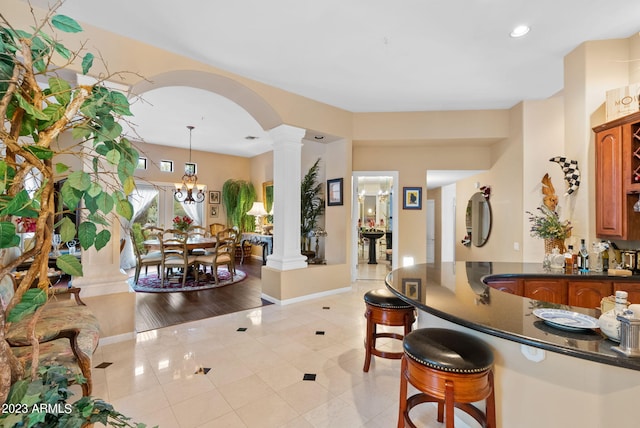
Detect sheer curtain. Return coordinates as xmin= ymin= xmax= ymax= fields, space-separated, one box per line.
xmin=120 ymin=186 xmax=159 ymax=270
xmin=182 ymin=200 xmax=204 ymax=226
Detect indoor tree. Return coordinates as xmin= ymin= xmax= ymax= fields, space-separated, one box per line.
xmin=300 ymin=158 xmax=324 ymax=254
xmin=0 ymin=2 xmax=139 ymax=418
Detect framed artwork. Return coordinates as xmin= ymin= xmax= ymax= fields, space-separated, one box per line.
xmin=403 ymin=187 xmax=422 ymax=210
xmin=327 ymin=178 xmax=344 ymax=206
xmin=209 ymin=191 xmax=220 ymax=204
xmin=402 ymin=278 xmax=422 ymax=300
xmin=159 ymin=160 xmax=173 ymax=172
xmin=209 ymin=204 xmax=219 ymax=218
xmin=185 ymin=162 xmax=196 ymax=175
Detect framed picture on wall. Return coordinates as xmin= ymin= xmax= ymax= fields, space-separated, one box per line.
xmin=209 ymin=204 xmax=219 ymax=218
xmin=209 ymin=191 xmax=220 ymax=204
xmin=327 ymin=178 xmax=344 ymax=206
xmin=403 ymin=187 xmax=422 ymax=210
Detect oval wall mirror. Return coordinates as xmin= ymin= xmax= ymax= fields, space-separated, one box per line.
xmin=466 ymin=192 xmax=492 ymax=247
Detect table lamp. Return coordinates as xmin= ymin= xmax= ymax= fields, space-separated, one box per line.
xmin=247 ymin=202 xmax=268 ymax=233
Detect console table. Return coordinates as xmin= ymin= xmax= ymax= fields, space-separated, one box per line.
xmin=240 ymin=233 xmax=273 ymax=265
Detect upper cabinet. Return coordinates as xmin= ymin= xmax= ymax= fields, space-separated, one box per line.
xmin=593 ymin=112 xmax=640 ymax=240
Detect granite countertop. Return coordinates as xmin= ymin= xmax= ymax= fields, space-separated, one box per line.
xmin=385 ymin=261 xmax=640 ymax=371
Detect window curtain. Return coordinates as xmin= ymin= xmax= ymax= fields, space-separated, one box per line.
xmin=120 ymin=186 xmax=159 ymax=270
xmin=182 ymin=200 xmax=204 ymax=226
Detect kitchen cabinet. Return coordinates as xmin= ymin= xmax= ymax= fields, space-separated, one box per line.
xmin=568 ymin=280 xmax=611 ymax=308
xmin=485 ymin=278 xmax=522 ymax=295
xmin=485 ymin=276 xmax=637 ymax=308
xmin=613 ymin=282 xmax=640 ymax=304
xmin=523 ymin=279 xmax=567 ymax=305
xmin=593 ymin=112 xmax=640 ymax=240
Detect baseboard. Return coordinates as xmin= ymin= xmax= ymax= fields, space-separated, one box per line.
xmin=261 ymin=285 xmax=352 ymax=305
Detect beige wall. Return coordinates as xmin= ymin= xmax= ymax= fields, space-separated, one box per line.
xmin=455 ymin=104 xmax=524 ymax=262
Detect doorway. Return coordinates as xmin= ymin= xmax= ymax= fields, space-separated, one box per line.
xmin=351 ymin=172 xmax=399 ymax=281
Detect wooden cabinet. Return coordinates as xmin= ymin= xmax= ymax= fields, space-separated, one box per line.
xmin=568 ymin=281 xmax=611 ymax=309
xmin=523 ymin=279 xmax=567 ymax=305
xmin=485 ymin=276 xmax=639 ymax=308
xmin=485 ymin=278 xmax=522 ymax=295
xmin=613 ymin=282 xmax=640 ymax=304
xmin=593 ymin=112 xmax=640 ymax=240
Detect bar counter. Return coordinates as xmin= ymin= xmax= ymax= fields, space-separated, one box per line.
xmin=385 ymin=262 xmax=640 ymax=427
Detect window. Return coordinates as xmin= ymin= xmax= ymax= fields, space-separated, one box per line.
xmin=159 ymin=160 xmax=173 ymax=172
xmin=131 ymin=183 xmax=205 ymax=229
xmin=137 ymin=157 xmax=147 ymax=170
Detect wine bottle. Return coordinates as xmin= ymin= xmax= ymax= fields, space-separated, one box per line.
xmin=579 ymin=239 xmax=589 ymax=272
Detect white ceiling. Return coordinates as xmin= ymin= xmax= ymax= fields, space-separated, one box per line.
xmin=28 ymin=0 xmax=640 ymax=183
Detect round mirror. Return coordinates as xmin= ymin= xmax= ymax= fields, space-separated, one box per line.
xmin=465 ymin=192 xmax=492 ymax=247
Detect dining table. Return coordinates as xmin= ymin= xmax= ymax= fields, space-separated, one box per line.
xmin=143 ymin=236 xmax=217 ymax=253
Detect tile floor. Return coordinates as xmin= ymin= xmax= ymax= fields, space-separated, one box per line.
xmin=88 ymin=262 xmax=472 ymax=427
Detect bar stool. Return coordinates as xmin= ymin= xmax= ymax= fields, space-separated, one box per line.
xmin=363 ymin=288 xmax=416 ymax=372
xmin=398 ymin=328 xmax=496 ymax=428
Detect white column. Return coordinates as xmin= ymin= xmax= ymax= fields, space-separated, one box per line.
xmin=267 ymin=124 xmax=308 ymax=270
xmin=71 ymin=218 xmax=128 ymax=296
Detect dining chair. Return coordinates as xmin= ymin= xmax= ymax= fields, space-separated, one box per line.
xmin=209 ymin=222 xmax=225 ymax=237
xmin=130 ymin=229 xmax=162 ymax=284
xmin=187 ymin=225 xmax=210 ymax=255
xmin=217 ymin=228 xmax=240 ymax=269
xmin=159 ymin=229 xmax=198 ymax=287
xmin=195 ymin=240 xmax=235 ymax=284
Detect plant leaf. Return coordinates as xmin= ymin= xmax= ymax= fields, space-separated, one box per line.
xmin=81 ymin=52 xmax=94 ymax=74
xmin=48 ymin=77 xmax=72 ymax=105
xmin=78 ymin=221 xmax=96 ymax=250
xmin=56 ymin=254 xmax=83 ymax=276
xmin=51 ymin=15 xmax=83 ymax=33
xmin=94 ymin=229 xmax=110 ymax=251
xmin=115 ymin=198 xmax=133 ymax=221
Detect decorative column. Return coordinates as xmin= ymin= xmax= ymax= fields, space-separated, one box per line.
xmin=267 ymin=124 xmax=308 ymax=270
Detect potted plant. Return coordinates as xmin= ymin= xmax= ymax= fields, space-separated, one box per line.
xmin=300 ymin=158 xmax=324 ymax=258
xmin=0 ymin=6 xmax=140 ymax=421
xmin=221 ymin=179 xmax=256 ymax=257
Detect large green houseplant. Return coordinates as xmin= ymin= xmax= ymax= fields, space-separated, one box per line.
xmin=300 ymin=158 xmax=324 ymax=254
xmin=0 ymin=5 xmax=142 ymax=424
xmin=221 ymin=179 xmax=256 ymax=233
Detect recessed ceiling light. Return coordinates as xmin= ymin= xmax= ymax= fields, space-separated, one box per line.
xmin=510 ymin=25 xmax=530 ymax=38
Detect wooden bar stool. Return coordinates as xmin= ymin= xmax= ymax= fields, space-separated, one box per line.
xmin=363 ymin=288 xmax=416 ymax=372
xmin=398 ymin=328 xmax=496 ymax=428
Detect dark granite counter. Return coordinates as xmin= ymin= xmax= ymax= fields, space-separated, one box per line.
xmin=385 ymin=261 xmax=640 ymax=371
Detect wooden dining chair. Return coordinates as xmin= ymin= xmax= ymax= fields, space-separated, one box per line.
xmin=209 ymin=223 xmax=225 ymax=237
xmin=187 ymin=225 xmax=210 ymax=255
xmin=159 ymin=229 xmax=198 ymax=287
xmin=195 ymin=240 xmax=235 ymax=284
xmin=130 ymin=228 xmax=162 ymax=284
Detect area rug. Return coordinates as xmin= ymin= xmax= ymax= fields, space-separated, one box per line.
xmin=130 ymin=269 xmax=247 ymax=293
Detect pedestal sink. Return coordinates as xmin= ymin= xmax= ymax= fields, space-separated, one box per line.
xmin=362 ymin=230 xmax=385 ymax=264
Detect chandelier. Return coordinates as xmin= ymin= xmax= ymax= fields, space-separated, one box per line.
xmin=174 ymin=125 xmax=205 ymax=204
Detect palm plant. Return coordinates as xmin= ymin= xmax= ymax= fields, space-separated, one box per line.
xmin=300 ymin=158 xmax=324 ymax=252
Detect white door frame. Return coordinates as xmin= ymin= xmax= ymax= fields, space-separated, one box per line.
xmin=351 ymin=171 xmax=399 ymax=282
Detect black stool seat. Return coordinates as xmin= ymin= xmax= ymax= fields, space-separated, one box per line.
xmin=404 ymin=328 xmax=494 ymax=373
xmin=364 ymin=289 xmax=413 ymax=309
